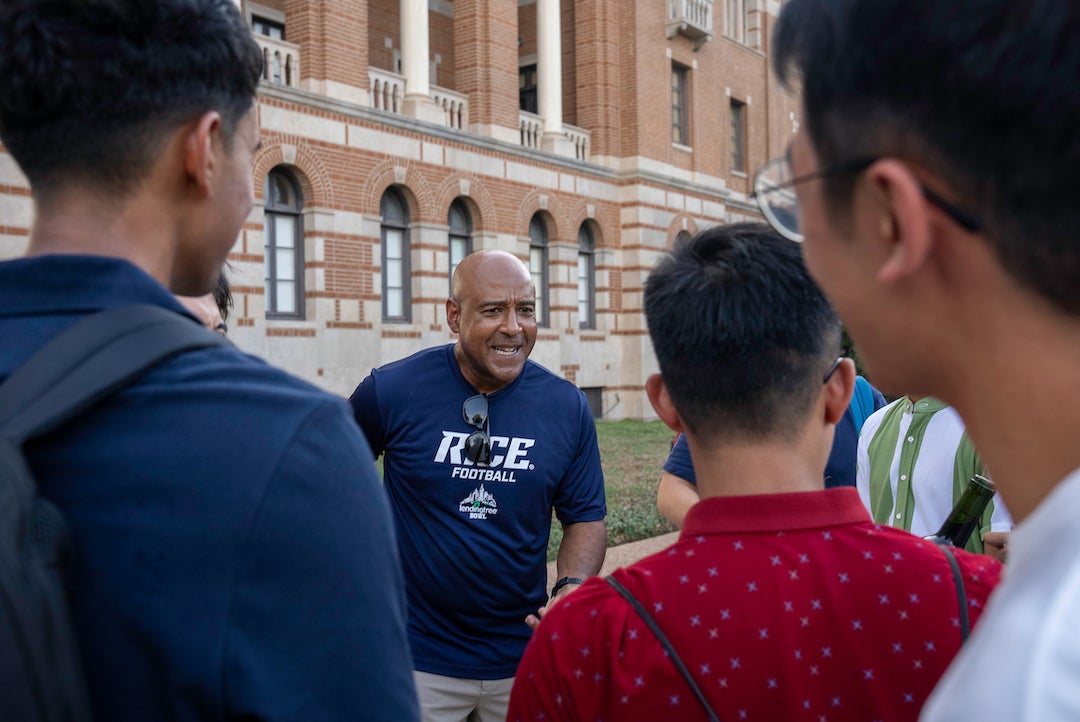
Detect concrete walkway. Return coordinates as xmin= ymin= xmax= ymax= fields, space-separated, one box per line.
xmin=546 ymin=531 xmax=680 ymax=592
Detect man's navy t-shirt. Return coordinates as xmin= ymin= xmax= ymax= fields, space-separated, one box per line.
xmin=350 ymin=345 xmax=606 ymax=679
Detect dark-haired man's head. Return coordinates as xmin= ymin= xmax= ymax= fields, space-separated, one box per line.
xmin=772 ymin=0 xmax=1080 ymax=316
xmin=644 ymin=223 xmax=843 ymax=446
xmin=0 ymin=0 xmax=262 ymax=201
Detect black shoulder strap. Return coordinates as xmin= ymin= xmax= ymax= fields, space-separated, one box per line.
xmin=0 ymin=304 xmax=226 ymax=443
xmin=605 ymin=575 xmax=721 ymax=722
xmin=936 ymin=543 xmax=970 ymax=643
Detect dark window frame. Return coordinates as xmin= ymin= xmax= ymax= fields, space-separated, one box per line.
xmin=529 ymin=214 xmax=550 ymax=328
xmin=264 ymin=167 xmax=305 ymax=319
xmin=448 ymin=198 xmax=473 ymax=293
xmin=519 ymin=64 xmax=538 ymax=114
xmin=381 ymin=187 xmax=412 ymax=323
xmin=672 ymin=63 xmax=690 ymax=146
xmin=730 ymin=97 xmax=747 ymax=173
xmin=577 ymin=223 xmax=596 ymax=330
xmin=252 ymin=16 xmax=284 ymax=40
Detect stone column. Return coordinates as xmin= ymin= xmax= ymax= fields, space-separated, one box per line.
xmin=401 ymin=0 xmax=444 ymax=123
xmin=537 ymin=0 xmax=573 ymax=155
xmin=535 ymin=0 xmax=570 ymax=155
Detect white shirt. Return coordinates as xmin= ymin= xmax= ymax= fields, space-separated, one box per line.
xmin=921 ymin=467 xmax=1080 ymax=720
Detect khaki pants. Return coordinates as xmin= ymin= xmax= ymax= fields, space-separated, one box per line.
xmin=414 ymin=671 xmax=514 ymax=722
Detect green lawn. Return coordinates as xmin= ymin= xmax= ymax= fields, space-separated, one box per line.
xmin=547 ymin=419 xmax=678 ymax=561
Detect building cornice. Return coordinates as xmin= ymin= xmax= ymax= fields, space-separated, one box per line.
xmin=259 ymin=83 xmax=747 ymax=207
xmin=258 ymin=83 xmax=615 ymax=178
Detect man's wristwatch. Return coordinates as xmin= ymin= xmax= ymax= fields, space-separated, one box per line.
xmin=550 ymin=576 xmax=585 ymax=600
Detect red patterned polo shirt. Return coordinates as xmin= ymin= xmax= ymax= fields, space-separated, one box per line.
xmin=510 ymin=488 xmax=1001 ymax=722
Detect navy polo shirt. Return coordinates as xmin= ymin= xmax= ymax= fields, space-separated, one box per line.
xmin=0 ymin=255 xmax=418 ymax=721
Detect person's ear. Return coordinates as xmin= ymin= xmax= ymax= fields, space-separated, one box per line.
xmin=183 ymin=111 xmax=223 ymax=197
xmin=646 ymin=373 xmax=685 ymax=433
xmin=824 ymin=358 xmax=856 ymax=425
xmin=446 ymin=298 xmax=461 ymax=333
xmin=863 ymin=159 xmax=935 ymax=286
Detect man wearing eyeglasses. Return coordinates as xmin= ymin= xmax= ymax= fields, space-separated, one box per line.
xmin=350 ymin=249 xmax=607 ymax=722
xmin=763 ymin=2 xmax=1080 ymax=720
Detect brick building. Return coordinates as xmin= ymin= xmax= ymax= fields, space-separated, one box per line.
xmin=0 ymin=0 xmax=799 ymax=419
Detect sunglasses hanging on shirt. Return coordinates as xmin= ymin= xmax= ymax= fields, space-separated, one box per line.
xmin=462 ymin=394 xmax=492 ymax=465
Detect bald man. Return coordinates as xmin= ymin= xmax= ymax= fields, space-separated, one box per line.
xmin=350 ymin=249 xmax=607 ymax=722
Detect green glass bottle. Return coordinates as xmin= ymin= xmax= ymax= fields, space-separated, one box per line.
xmin=924 ymin=474 xmax=996 ymax=548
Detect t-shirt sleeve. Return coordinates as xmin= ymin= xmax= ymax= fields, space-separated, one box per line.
xmin=223 ymin=399 xmax=419 ymax=721
xmin=348 ymin=371 xmax=386 ymax=458
xmin=663 ymin=432 xmax=697 ymax=486
xmin=552 ymin=395 xmax=607 ymax=525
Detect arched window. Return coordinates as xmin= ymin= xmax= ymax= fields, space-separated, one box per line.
xmin=674 ymin=229 xmax=692 ymax=250
xmin=578 ymin=223 xmax=596 ymax=329
xmin=448 ymin=199 xmax=472 ymax=292
xmin=381 ymin=187 xmax=411 ymax=322
xmin=264 ymin=168 xmax=304 ymax=318
xmin=529 ymin=214 xmax=549 ymax=328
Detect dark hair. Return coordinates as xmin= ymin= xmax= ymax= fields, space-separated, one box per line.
xmin=213 ymin=269 xmax=233 ymax=323
xmin=773 ymin=0 xmax=1080 ymax=315
xmin=0 ymin=0 xmax=262 ymax=197
xmin=644 ymin=223 xmax=841 ymax=441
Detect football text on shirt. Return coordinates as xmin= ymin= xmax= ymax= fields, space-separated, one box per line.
xmin=434 ymin=431 xmax=535 ymax=483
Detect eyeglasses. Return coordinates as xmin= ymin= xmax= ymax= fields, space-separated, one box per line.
xmin=462 ymin=394 xmax=491 ymax=464
xmin=822 ymin=356 xmax=844 ymax=384
xmin=752 ymin=154 xmax=983 ymax=243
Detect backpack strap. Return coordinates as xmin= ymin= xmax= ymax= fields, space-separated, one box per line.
xmin=0 ymin=304 xmax=226 ymax=443
xmin=935 ymin=543 xmax=970 ymax=643
xmin=605 ymin=575 xmax=721 ymax=722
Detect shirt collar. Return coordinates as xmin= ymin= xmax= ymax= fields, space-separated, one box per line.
xmin=0 ymin=255 xmax=194 ymax=320
xmin=904 ymin=395 xmax=948 ymax=414
xmin=681 ymin=487 xmax=871 ymax=537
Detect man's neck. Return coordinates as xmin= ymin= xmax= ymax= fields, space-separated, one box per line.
xmin=934 ymin=277 xmax=1080 ymax=522
xmin=27 ymin=190 xmax=178 ymax=290
xmin=686 ymin=435 xmax=828 ymax=499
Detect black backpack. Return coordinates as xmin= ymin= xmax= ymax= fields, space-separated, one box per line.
xmin=0 ymin=305 xmax=226 ymax=722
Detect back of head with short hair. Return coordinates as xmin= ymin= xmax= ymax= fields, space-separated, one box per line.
xmin=644 ymin=223 xmax=841 ymax=442
xmin=0 ymin=0 xmax=262 ymax=198
xmin=773 ymin=0 xmax=1080 ymax=315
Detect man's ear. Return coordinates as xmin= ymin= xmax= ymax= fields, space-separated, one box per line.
xmin=824 ymin=358 xmax=856 ymax=425
xmin=446 ymin=298 xmax=461 ymax=333
xmin=183 ymin=111 xmax=223 ymax=197
xmin=863 ymin=159 xmax=935 ymax=286
xmin=646 ymin=373 xmax=684 ymax=433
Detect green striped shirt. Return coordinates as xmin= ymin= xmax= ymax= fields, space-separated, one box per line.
xmin=856 ymin=396 xmax=1012 ymax=554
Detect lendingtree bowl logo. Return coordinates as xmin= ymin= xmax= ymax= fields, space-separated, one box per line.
xmin=460 ymin=484 xmax=498 ymax=520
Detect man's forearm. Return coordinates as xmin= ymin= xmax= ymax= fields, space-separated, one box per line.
xmin=555 ymin=519 xmax=607 ymax=582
